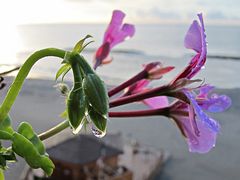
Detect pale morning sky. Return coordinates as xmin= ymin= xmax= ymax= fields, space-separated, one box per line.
xmin=0 ymin=0 xmax=240 ymax=24
xmin=0 ymin=0 xmax=239 ymax=65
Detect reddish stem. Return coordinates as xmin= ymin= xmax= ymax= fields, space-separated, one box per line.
xmin=108 ymin=70 xmax=148 ymax=97
xmin=109 ymin=107 xmax=170 ymax=117
xmin=109 ymin=85 xmax=169 ymax=108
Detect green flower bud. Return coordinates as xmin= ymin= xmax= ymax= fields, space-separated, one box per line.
xmin=67 ymin=54 xmax=87 ymax=133
xmin=83 ymin=74 xmax=109 ymax=116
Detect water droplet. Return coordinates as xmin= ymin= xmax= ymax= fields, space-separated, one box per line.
xmin=201 ymin=66 xmax=205 ymax=69
xmin=91 ymin=125 xmax=106 ymax=138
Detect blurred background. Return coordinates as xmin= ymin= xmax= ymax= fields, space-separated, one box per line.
xmin=0 ymin=0 xmax=240 ymax=180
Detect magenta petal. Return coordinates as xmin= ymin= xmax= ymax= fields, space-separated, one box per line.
xmin=110 ymin=23 xmax=135 ymax=48
xmin=103 ymin=10 xmax=135 ymax=48
xmin=122 ymin=24 xmax=135 ymax=37
xmin=129 ymin=79 xmax=150 ymax=94
xmin=103 ymin=10 xmax=125 ymax=44
xmin=184 ymin=20 xmax=202 ymax=53
xmin=143 ymin=96 xmax=169 ymax=109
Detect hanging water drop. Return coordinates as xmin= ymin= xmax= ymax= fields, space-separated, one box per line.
xmin=91 ymin=125 xmax=106 ymax=138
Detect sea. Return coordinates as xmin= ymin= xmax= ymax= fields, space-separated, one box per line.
xmin=9 ymin=23 xmax=240 ymax=88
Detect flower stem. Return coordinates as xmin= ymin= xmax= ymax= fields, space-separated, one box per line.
xmin=109 ymin=107 xmax=170 ymax=117
xmin=108 ymin=70 xmax=147 ymax=97
xmin=39 ymin=120 xmax=69 ymax=141
xmin=109 ymin=85 xmax=169 ymax=108
xmin=0 ymin=48 xmax=66 ymax=122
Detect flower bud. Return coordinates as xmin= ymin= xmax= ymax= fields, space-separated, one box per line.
xmin=83 ymin=74 xmax=109 ymax=116
xmin=67 ymin=59 xmax=87 ymax=133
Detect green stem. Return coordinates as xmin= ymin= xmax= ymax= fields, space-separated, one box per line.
xmin=0 ymin=48 xmax=66 ymax=122
xmin=39 ymin=120 xmax=69 ymax=141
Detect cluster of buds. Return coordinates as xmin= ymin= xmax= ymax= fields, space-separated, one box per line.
xmin=88 ymin=11 xmax=231 ymax=153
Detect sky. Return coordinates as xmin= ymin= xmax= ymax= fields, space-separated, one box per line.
xmin=0 ymin=0 xmax=240 ymax=24
xmin=0 ymin=0 xmax=239 ymax=65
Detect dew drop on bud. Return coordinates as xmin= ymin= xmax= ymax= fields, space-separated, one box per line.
xmin=91 ymin=126 xmax=106 ymax=138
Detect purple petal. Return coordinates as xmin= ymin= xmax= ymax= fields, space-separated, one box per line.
xmin=180 ymin=117 xmax=217 ymax=153
xmin=183 ymin=90 xmax=220 ymax=132
xmin=200 ymin=94 xmax=232 ymax=113
xmin=184 ymin=20 xmax=202 ymax=53
xmin=196 ymin=85 xmax=232 ymax=112
xmin=197 ymin=84 xmax=215 ymax=99
xmin=188 ymin=104 xmax=200 ymax=136
xmin=197 ymin=13 xmax=207 ymax=59
xmin=177 ymin=13 xmax=207 ymax=80
xmin=143 ymin=96 xmax=169 ymax=109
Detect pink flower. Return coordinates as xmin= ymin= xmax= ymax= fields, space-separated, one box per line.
xmin=170 ymin=100 xmax=217 ymax=153
xmin=143 ymin=84 xmax=231 ymax=153
xmin=93 ymin=10 xmax=135 ymax=69
xmin=173 ymin=13 xmax=207 ymax=82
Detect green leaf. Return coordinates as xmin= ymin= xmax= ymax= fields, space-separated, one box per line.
xmin=12 ymin=132 xmax=54 ymax=176
xmin=83 ymin=74 xmax=109 ymax=116
xmin=73 ymin=35 xmax=93 ymax=53
xmin=55 ymin=64 xmax=71 ymax=81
